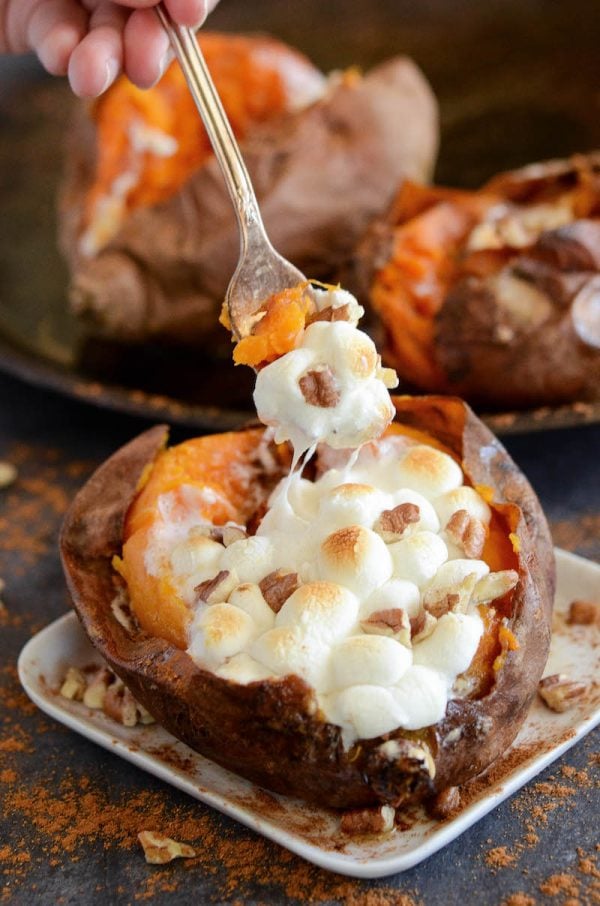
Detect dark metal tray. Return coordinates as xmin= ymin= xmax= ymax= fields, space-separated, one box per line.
xmin=1 ymin=0 xmax=599 ymax=435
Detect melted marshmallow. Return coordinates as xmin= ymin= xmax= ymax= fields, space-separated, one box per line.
xmin=141 ymin=436 xmax=500 ymax=745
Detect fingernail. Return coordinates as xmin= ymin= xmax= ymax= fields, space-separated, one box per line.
xmin=100 ymin=57 xmax=120 ymax=94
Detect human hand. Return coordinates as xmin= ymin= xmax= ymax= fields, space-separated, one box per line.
xmin=0 ymin=0 xmax=220 ymax=97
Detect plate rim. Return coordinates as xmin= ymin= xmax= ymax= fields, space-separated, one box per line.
xmin=16 ymin=548 xmax=600 ymax=879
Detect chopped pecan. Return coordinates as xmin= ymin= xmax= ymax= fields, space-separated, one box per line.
xmin=378 ymin=738 xmax=436 ymax=780
xmin=534 ymin=220 xmax=600 ymax=271
xmin=221 ymin=525 xmax=247 ymax=547
xmin=60 ymin=667 xmax=86 ymax=701
xmin=473 ymin=570 xmax=519 ymax=604
xmin=567 ymin=599 xmax=600 ymax=626
xmin=428 ymin=787 xmax=461 ymax=820
xmin=103 ymin=680 xmax=139 ymax=728
xmin=424 ymin=592 xmax=461 ymax=620
xmin=259 ymin=570 xmax=300 ymax=613
xmin=340 ymin=805 xmax=395 ymax=836
xmin=299 ymin=367 xmax=341 ymax=408
xmin=190 ymin=523 xmax=247 ymax=546
xmin=538 ymin=674 xmax=589 ymax=712
xmin=138 ymin=831 xmax=196 ymax=864
xmin=374 ymin=503 xmax=420 ymax=542
xmin=361 ymin=608 xmax=411 ymax=646
xmin=82 ymin=666 xmax=113 ymax=710
xmin=445 ymin=509 xmax=486 ymax=558
xmin=194 ymin=570 xmax=234 ymax=604
xmin=306 ymin=303 xmax=351 ymax=324
xmin=110 ymin=592 xmax=139 ymax=633
xmin=410 ymin=610 xmax=437 ymax=642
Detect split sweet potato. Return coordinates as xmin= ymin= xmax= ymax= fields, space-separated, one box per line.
xmin=355 ymin=154 xmax=600 ymax=407
xmin=58 ymin=34 xmax=438 ymax=346
xmin=61 ymin=397 xmax=554 ymax=809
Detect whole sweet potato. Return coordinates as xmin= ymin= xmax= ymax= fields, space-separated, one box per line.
xmin=355 ymin=154 xmax=600 ymax=408
xmin=61 ymin=397 xmax=554 ymax=809
xmin=58 ymin=34 xmax=438 ymax=345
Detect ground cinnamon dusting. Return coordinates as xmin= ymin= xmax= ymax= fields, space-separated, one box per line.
xmin=485 ymin=846 xmax=518 ymax=869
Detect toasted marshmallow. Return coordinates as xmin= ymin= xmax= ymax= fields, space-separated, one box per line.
xmin=388 ymin=531 xmax=448 ymax=587
xmin=170 ymin=535 xmax=223 ymax=579
xmin=323 ymin=685 xmax=404 ymax=740
xmin=329 ymin=635 xmax=412 ymax=690
xmin=392 ymin=666 xmax=448 ymax=730
xmin=188 ymin=604 xmax=258 ymax=669
xmin=318 ymin=483 xmax=387 ymax=532
xmin=434 ymin=486 xmax=492 ymax=528
xmin=412 ymin=612 xmax=483 ymax=680
xmin=250 ymin=626 xmax=329 ymax=689
xmin=216 ymin=653 xmax=274 ymax=684
xmin=361 ymin=579 xmax=421 ymax=620
xmin=396 ymin=446 xmax=463 ymax=498
xmin=228 ymin=583 xmax=275 ymax=634
xmin=387 ymin=489 xmax=440 ymax=534
xmin=220 ymin=536 xmax=275 ymax=585
xmin=276 ymin=581 xmax=359 ymax=645
xmin=318 ymin=525 xmax=393 ymax=597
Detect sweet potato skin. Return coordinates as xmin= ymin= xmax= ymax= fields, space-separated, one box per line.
xmin=60 ymin=399 xmax=553 ymax=809
xmin=356 ymin=155 xmax=600 ymax=408
xmin=58 ymin=56 xmax=438 ymax=345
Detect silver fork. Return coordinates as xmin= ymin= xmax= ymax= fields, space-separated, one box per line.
xmin=155 ymin=4 xmax=306 ymax=341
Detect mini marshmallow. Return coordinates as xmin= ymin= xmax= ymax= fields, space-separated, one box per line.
xmin=412 ymin=612 xmax=484 ymax=680
xmin=392 ymin=666 xmax=448 ymax=730
xmin=170 ymin=535 xmax=223 ymax=579
xmin=329 ymin=635 xmax=412 ymax=690
xmin=318 ymin=483 xmax=388 ymax=532
xmin=302 ymin=321 xmax=378 ymax=383
xmin=318 ymin=526 xmax=393 ymax=598
xmin=396 ymin=446 xmax=463 ymax=498
xmin=388 ymin=489 xmax=440 ymax=534
xmin=312 ymin=286 xmax=364 ymax=325
xmin=250 ymin=626 xmax=330 ymax=689
xmin=228 ymin=583 xmax=275 ymax=634
xmin=323 ymin=685 xmax=404 ymax=740
xmin=216 ymin=653 xmax=274 ymax=684
xmin=434 ymin=486 xmax=492 ymax=528
xmin=361 ymin=579 xmax=421 ymax=620
xmin=388 ymin=531 xmax=448 ymax=587
xmin=188 ymin=604 xmax=258 ymax=669
xmin=220 ymin=536 xmax=275 ymax=585
xmin=276 ymin=581 xmax=359 ymax=644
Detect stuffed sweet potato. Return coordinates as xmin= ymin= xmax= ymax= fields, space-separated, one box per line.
xmin=61 ymin=396 xmax=554 ymax=810
xmin=355 ymin=154 xmax=600 ymax=408
xmin=58 ymin=33 xmax=438 ymax=345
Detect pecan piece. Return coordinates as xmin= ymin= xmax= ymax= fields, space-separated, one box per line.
xmin=103 ymin=680 xmax=139 ymax=728
xmin=473 ymin=570 xmax=519 ymax=604
xmin=374 ymin=503 xmax=420 ymax=542
xmin=445 ymin=509 xmax=486 ymax=558
xmin=538 ymin=674 xmax=589 ymax=712
xmin=340 ymin=805 xmax=395 ymax=837
xmin=428 ymin=787 xmax=461 ymax=820
xmin=299 ymin=367 xmax=341 ymax=408
xmin=410 ymin=609 xmax=437 ymax=642
xmin=138 ymin=831 xmax=196 ymax=864
xmin=361 ymin=608 xmax=411 ymax=646
xmin=306 ymin=303 xmax=351 ymax=324
xmin=60 ymin=667 xmax=86 ymax=701
xmin=259 ymin=570 xmax=300 ymax=613
xmin=424 ymin=592 xmax=461 ymax=620
xmin=567 ymin=599 xmax=600 ymax=626
xmin=535 ymin=220 xmax=600 ymax=271
xmin=194 ymin=570 xmax=235 ymax=604
xmin=82 ymin=666 xmax=113 ymax=710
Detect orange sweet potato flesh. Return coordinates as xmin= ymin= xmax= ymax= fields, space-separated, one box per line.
xmin=358 ymin=155 xmax=600 ymax=407
xmin=61 ymin=398 xmax=554 ymax=808
xmin=86 ymin=34 xmax=317 ymax=223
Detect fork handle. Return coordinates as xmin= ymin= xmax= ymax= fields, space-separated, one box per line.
xmin=155 ymin=5 xmax=267 ymax=249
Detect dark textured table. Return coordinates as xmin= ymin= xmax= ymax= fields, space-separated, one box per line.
xmin=0 ymin=370 xmax=598 ymax=906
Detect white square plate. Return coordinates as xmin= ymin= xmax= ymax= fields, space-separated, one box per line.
xmin=18 ymin=548 xmax=600 ymax=879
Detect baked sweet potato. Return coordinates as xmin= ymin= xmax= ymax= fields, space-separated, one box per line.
xmin=61 ymin=397 xmax=554 ymax=810
xmin=57 ymin=33 xmax=438 ymax=345
xmin=355 ymin=154 xmax=600 ymax=408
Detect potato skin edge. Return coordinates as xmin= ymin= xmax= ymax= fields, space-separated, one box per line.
xmin=60 ymin=398 xmax=554 ymax=808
